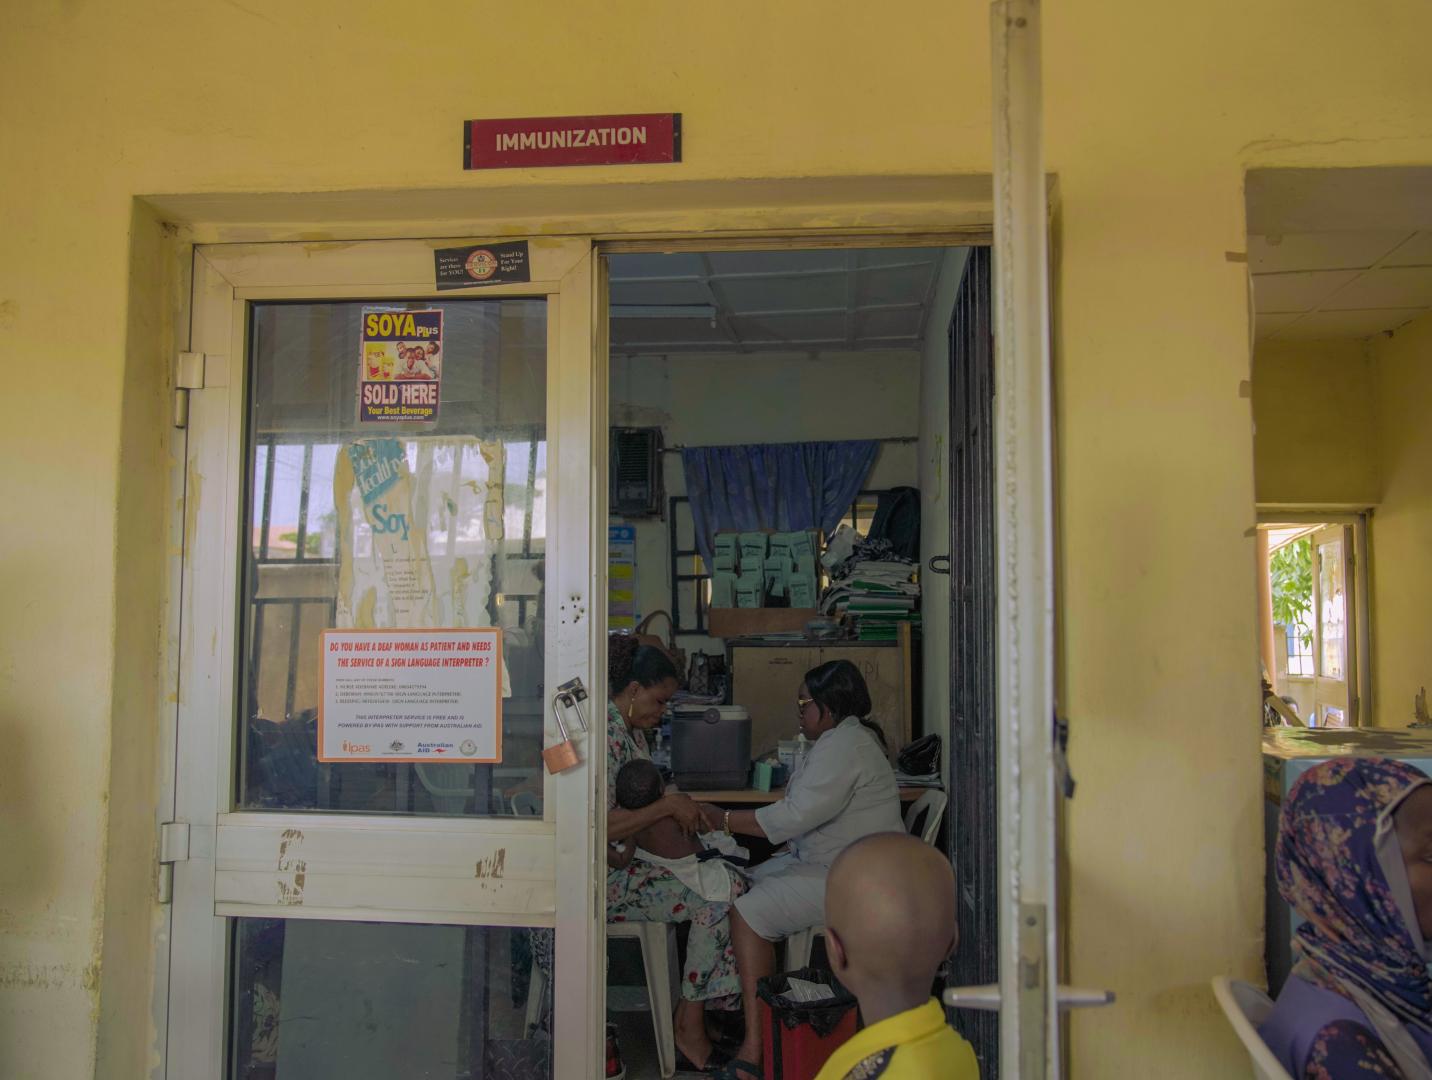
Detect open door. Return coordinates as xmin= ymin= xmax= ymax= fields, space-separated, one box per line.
xmin=1311 ymin=524 xmax=1356 ymax=726
xmin=163 ymin=237 xmax=607 ymax=1079
xmin=942 ymin=2 xmax=1113 ymax=1075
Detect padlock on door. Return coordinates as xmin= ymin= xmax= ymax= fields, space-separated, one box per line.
xmin=543 ymin=692 xmax=581 ymax=774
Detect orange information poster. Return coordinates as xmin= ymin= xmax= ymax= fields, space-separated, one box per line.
xmin=318 ymin=628 xmax=502 ymax=763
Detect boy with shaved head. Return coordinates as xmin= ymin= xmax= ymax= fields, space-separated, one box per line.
xmin=814 ymin=832 xmax=979 ymax=1080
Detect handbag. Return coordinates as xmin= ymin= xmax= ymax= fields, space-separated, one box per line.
xmin=897 ymin=733 xmax=941 ymax=776
xmin=633 ymin=610 xmax=687 ymax=680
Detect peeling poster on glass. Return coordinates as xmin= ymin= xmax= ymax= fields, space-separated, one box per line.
xmin=319 ymin=629 xmax=503 ymax=762
xmin=359 ymin=307 xmax=443 ymax=423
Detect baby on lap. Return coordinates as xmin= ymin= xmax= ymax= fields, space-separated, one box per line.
xmin=612 ymin=759 xmax=746 ymax=903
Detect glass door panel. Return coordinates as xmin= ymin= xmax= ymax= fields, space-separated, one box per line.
xmin=230 ymin=919 xmax=551 ymax=1080
xmin=239 ymin=299 xmax=549 ymax=817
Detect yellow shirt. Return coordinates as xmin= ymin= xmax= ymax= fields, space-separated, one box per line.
xmin=814 ymin=999 xmax=980 ymax=1080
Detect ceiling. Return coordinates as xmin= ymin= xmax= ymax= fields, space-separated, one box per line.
xmin=1247 ymin=168 xmax=1432 ymax=342
xmin=607 ymin=248 xmax=949 ymax=355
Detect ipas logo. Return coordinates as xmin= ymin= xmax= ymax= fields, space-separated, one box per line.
xmin=342 ymin=740 xmax=372 ymax=754
xmin=465 ymin=249 xmax=498 ymax=281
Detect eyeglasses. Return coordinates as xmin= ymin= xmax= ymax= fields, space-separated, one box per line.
xmin=796 ymin=697 xmax=814 ymax=710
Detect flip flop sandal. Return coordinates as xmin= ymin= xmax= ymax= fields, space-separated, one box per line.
xmin=674 ymin=1043 xmax=731 ymax=1074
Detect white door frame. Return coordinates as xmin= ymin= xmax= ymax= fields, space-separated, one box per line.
xmin=154 ymin=194 xmax=1069 ymax=1076
xmin=165 ymin=236 xmax=606 ymax=1079
xmin=989 ymin=0 xmax=1066 ymax=1075
xmin=1257 ymin=508 xmax=1373 ymax=726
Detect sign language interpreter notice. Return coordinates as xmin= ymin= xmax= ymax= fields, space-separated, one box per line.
xmin=319 ymin=629 xmax=502 ymax=763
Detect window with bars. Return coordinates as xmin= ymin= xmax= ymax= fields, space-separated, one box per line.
xmin=247 ymin=431 xmax=547 ymax=729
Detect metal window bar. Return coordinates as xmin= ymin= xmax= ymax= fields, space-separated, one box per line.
xmin=669 ymin=496 xmax=708 ymax=636
xmin=258 ymin=436 xmax=277 ymax=561
xmin=249 ymin=431 xmax=543 ymax=562
xmin=520 ymin=426 xmax=540 ymax=629
xmin=246 ymin=433 xmax=548 ymax=725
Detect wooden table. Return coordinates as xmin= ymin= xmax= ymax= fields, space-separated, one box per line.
xmin=692 ymin=785 xmax=931 ymax=805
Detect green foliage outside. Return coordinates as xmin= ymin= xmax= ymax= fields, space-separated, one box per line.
xmin=1271 ymin=537 xmax=1314 ymax=649
xmin=279 ymin=531 xmax=322 ymax=556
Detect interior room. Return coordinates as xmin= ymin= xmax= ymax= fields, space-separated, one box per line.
xmin=1248 ymin=166 xmax=1432 ymax=993
xmin=600 ymin=244 xmax=994 ymax=1076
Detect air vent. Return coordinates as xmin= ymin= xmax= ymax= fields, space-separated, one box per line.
xmin=610 ymin=427 xmax=663 ymax=517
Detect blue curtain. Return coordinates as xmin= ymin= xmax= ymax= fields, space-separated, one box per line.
xmin=680 ymin=440 xmax=879 ymax=563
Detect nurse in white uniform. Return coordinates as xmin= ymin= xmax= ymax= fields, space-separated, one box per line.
xmin=704 ymin=659 xmax=903 ymax=1080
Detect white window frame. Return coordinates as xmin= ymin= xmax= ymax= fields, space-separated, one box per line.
xmin=1258 ymin=508 xmax=1373 ymax=726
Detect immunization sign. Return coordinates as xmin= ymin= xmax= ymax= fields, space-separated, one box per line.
xmin=318 ymin=629 xmax=502 ymax=763
xmin=359 ymin=308 xmax=443 ymax=423
xmin=464 ymin=113 xmax=681 ymax=170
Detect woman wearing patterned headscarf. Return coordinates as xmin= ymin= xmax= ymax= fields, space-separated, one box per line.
xmin=1260 ymin=756 xmax=1432 ymax=1078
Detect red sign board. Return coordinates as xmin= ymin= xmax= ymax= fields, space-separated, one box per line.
xmin=464 ymin=113 xmax=681 ymax=170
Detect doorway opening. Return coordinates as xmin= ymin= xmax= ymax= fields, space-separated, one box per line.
xmin=1249 ymin=165 xmax=1432 ymax=999
xmin=1256 ymin=517 xmax=1369 ymax=729
xmin=601 ymin=242 xmax=1000 ymax=1078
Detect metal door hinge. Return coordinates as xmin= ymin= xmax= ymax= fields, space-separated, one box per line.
xmin=157 ymin=820 xmax=191 ymax=904
xmin=173 ymin=352 xmax=206 ymax=428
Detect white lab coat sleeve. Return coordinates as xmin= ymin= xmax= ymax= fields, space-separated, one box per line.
xmin=754 ymin=736 xmax=855 ymax=845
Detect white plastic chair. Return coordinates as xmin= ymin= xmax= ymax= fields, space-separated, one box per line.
xmin=786 ymin=789 xmax=949 ymax=969
xmin=904 ymin=789 xmax=948 ymax=845
xmin=1210 ymin=976 xmax=1293 ymax=1080
xmin=413 ymin=763 xmax=473 ymax=815
xmin=608 ymin=921 xmax=680 ymax=1078
xmin=516 ymin=777 xmax=677 ymax=1080
xmin=510 ymin=790 xmax=541 ymax=817
xmin=525 ymin=923 xmax=678 ymax=1077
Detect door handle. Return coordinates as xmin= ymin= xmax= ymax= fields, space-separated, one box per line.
xmin=943 ymin=984 xmax=1116 ymax=1011
xmin=928 ymin=555 xmax=951 ymax=575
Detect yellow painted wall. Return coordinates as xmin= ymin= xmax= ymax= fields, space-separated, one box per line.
xmin=1370 ymin=312 xmax=1432 ymax=728
xmin=2 ymin=2 xmax=1431 ymax=1078
xmin=1252 ymin=340 xmax=1380 ymax=505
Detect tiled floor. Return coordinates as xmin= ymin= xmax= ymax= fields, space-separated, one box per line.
xmin=610 ymin=1010 xmax=707 ymax=1080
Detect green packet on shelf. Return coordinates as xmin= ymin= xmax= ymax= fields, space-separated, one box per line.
xmin=752 ymin=760 xmax=773 ymax=792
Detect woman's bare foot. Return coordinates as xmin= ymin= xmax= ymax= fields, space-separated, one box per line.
xmin=674 ymin=1000 xmax=717 ymax=1068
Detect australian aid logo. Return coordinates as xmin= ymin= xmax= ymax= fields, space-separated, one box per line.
xmin=359 ymin=308 xmax=443 ymax=423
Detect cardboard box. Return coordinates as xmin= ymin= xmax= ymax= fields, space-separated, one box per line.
xmin=707 ymin=607 xmax=820 ymax=638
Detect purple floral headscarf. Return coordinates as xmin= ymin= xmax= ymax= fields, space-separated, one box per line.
xmin=1276 ymin=756 xmax=1432 ymax=1026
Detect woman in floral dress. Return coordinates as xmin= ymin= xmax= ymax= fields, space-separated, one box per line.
xmin=605 ymin=633 xmax=739 ymax=1072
